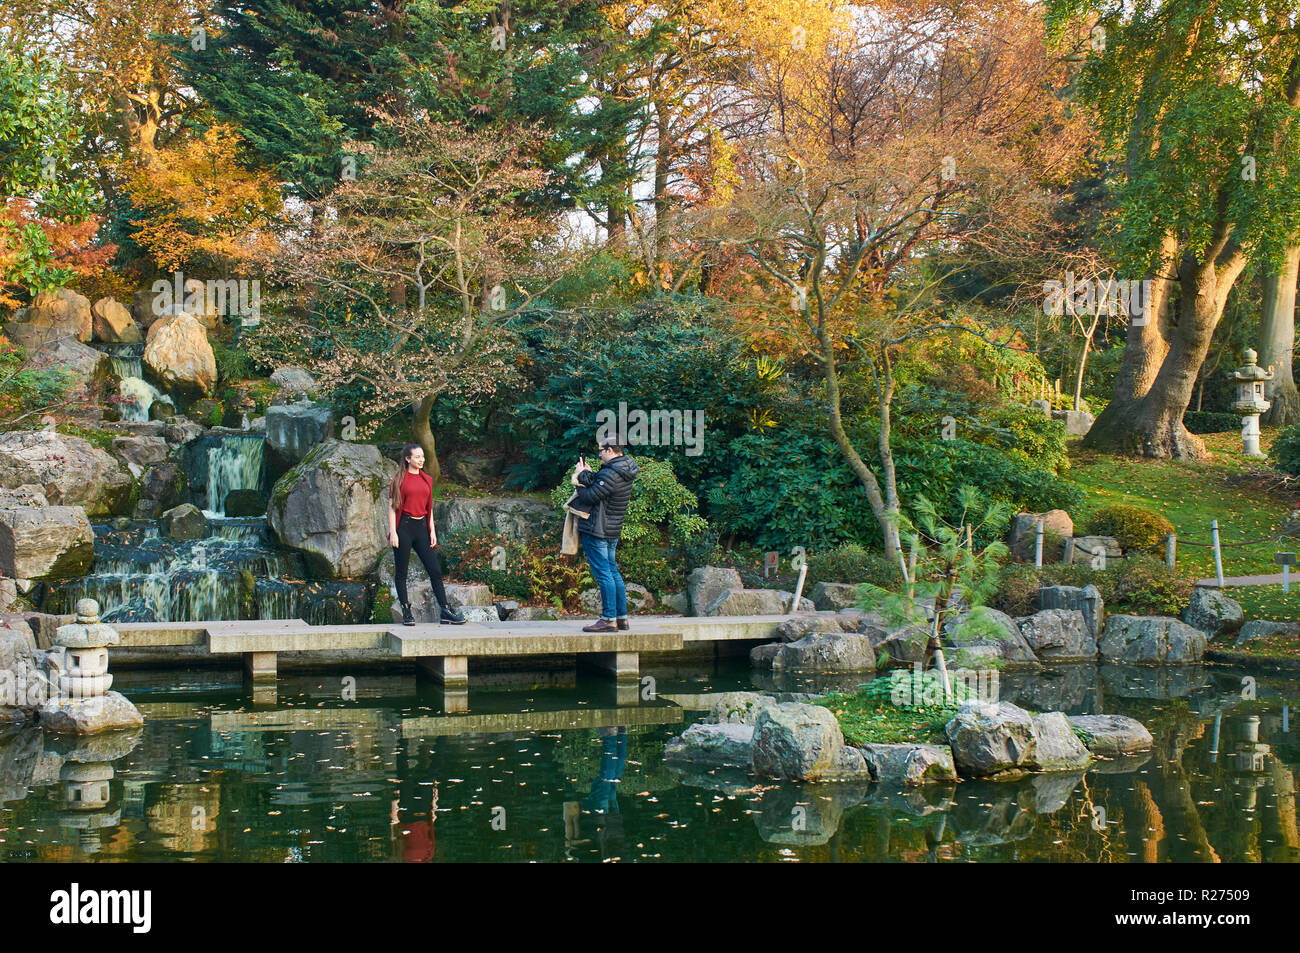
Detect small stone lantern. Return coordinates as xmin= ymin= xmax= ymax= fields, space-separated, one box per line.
xmin=40 ymin=598 xmax=143 ymax=735
xmin=1230 ymin=349 xmax=1274 ymax=457
xmin=51 ymin=599 xmax=120 ymax=700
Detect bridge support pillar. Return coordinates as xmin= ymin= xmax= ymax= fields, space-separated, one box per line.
xmin=583 ymin=651 xmax=639 ymax=683
xmin=419 ymin=655 xmax=469 ymax=690
xmin=244 ymin=652 xmax=277 ymax=682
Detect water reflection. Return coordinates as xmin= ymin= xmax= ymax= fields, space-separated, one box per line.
xmin=0 ymin=664 xmax=1296 ymax=862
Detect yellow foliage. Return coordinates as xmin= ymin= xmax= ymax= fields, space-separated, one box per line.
xmin=121 ymin=124 xmax=281 ymax=273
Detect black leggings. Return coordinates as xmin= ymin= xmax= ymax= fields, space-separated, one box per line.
xmin=393 ymin=514 xmax=449 ymax=609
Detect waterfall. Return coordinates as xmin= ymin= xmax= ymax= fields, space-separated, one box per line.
xmin=119 ymin=377 xmax=163 ymax=422
xmin=205 ymin=434 xmax=266 ymax=516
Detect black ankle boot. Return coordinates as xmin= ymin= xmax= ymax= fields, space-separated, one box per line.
xmin=440 ymin=605 xmax=466 ymax=625
xmin=401 ymin=602 xmax=415 ymax=626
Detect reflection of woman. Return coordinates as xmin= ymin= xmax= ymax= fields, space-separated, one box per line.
xmin=390 ymin=783 xmax=438 ymax=863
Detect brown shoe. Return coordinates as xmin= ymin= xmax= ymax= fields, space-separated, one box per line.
xmin=583 ymin=619 xmax=617 ymax=633
xmin=616 ymin=619 xmax=629 ymax=630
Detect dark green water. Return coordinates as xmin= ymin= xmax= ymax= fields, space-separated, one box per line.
xmin=2 ymin=661 xmax=1298 ymax=862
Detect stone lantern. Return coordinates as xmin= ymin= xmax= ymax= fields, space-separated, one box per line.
xmin=1230 ymin=349 xmax=1274 ymax=457
xmin=51 ymin=598 xmax=119 ymax=699
xmin=39 ymin=598 xmax=143 ymax=735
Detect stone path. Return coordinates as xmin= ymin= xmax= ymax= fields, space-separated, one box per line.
xmin=1197 ymin=573 xmax=1289 ymax=587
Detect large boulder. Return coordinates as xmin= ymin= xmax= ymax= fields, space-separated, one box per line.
xmin=160 ymin=503 xmax=210 ymax=541
xmin=143 ymin=313 xmax=216 ymax=397
xmin=0 ymin=430 xmax=130 ymax=515
xmin=705 ymin=691 xmax=780 ymax=726
xmin=1052 ymin=408 xmax=1094 ymax=436
xmin=91 ymin=298 xmax=141 ymax=344
xmin=751 ymin=702 xmax=851 ymax=781
xmin=702 ymin=587 xmax=786 ymax=616
xmin=1016 ymin=608 xmax=1097 ymax=662
xmin=1234 ymin=619 xmax=1300 ymax=647
xmin=0 ymin=505 xmax=94 ymax=581
xmin=775 ymin=615 xmax=858 ymax=642
xmin=771 ymin=632 xmax=876 ymax=674
xmin=686 ymin=566 xmax=742 ymax=615
xmin=431 ymin=496 xmax=555 ymax=542
xmin=39 ymin=692 xmax=144 ymax=735
xmin=1029 ymin=711 xmax=1092 ymax=771
xmin=578 ymin=584 xmax=653 ymax=616
xmin=945 ymin=700 xmax=1037 ymax=776
xmin=448 ymin=453 xmax=505 ymax=485
xmin=1068 ymin=535 xmax=1122 ymax=566
xmin=858 ymin=743 xmax=958 ymax=785
xmin=21 ymin=289 xmax=91 ymax=341
xmin=1038 ymin=584 xmax=1104 ymax=638
xmin=269 ymin=366 xmax=316 ymax=396
xmin=1183 ymin=588 xmax=1244 ymax=640
xmin=1098 ymin=614 xmax=1207 ymax=665
xmin=810 ymin=581 xmax=860 ymax=611
xmin=265 ymin=400 xmax=335 ymax=471
xmin=1008 ymin=509 xmax=1072 ymax=561
xmin=664 ymin=722 xmax=754 ymax=770
xmin=22 ymin=334 xmax=108 ymax=390
xmin=269 ymin=440 xmax=397 ymax=579
xmin=110 ymin=435 xmax=169 ymax=480
xmin=1067 ymin=714 xmax=1153 ymax=756
xmin=943 ymin=608 xmax=1041 ymax=671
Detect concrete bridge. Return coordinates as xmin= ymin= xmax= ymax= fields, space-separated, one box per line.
xmin=107 ymin=614 xmax=815 ymax=704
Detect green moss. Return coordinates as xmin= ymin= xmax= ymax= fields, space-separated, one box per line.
xmin=814 ymin=670 xmax=973 ymax=745
xmin=56 ymin=423 xmax=114 ymax=451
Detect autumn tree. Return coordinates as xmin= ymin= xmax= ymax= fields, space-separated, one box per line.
xmin=119 ymin=124 xmax=281 ymax=275
xmin=247 ymin=117 xmax=574 ymax=481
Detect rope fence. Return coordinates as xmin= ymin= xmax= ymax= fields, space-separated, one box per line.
xmin=1030 ymin=515 xmax=1299 ymax=589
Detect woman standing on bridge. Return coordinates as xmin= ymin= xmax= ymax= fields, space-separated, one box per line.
xmin=388 ymin=444 xmax=465 ymax=626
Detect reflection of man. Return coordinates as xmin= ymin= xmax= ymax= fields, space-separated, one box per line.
xmin=390 ymin=784 xmax=438 ymax=863
xmin=564 ymin=727 xmax=629 ymax=859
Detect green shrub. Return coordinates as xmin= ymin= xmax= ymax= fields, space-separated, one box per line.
xmin=616 ymin=539 xmax=680 ymax=593
xmin=1272 ymin=424 xmax=1300 ymax=475
xmin=439 ymin=530 xmax=532 ymax=600
xmin=708 ymin=426 xmax=1084 ymax=552
xmin=1184 ymin=411 xmax=1241 ymax=435
xmin=1085 ymin=504 xmax=1176 ymax=552
xmin=983 ymin=404 xmax=1070 ymax=475
xmin=526 ymin=546 xmax=592 ymax=610
xmin=806 ymin=543 xmax=902 ymax=590
xmin=989 ymin=555 xmax=1194 ymax=617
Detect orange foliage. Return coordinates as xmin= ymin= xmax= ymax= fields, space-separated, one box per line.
xmin=120 ymin=124 xmax=281 ymax=274
xmin=0 ymin=199 xmax=114 ymax=309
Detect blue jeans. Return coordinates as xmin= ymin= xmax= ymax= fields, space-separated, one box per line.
xmin=580 ymin=532 xmax=626 ymax=619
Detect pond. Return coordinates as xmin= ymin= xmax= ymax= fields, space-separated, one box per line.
xmin=1 ymin=660 xmax=1297 ymax=862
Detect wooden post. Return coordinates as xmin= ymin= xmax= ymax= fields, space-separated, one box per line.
xmin=1165 ymin=533 xmax=1177 ymax=572
xmin=1034 ymin=518 xmax=1044 ymax=568
xmin=788 ymin=563 xmax=809 ymax=615
xmin=1211 ymin=519 xmax=1224 ymax=587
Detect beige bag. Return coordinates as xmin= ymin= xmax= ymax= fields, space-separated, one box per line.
xmin=562 ymin=491 xmax=590 ymax=555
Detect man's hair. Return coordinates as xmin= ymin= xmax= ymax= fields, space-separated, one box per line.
xmin=598 ymin=440 xmax=622 ymax=454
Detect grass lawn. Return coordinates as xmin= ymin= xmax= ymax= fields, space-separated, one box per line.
xmin=1223 ymin=584 xmax=1300 ymax=623
xmin=1068 ymin=430 xmax=1298 ymax=581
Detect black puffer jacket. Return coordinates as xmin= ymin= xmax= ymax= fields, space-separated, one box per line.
xmin=573 ymin=455 xmax=639 ymax=539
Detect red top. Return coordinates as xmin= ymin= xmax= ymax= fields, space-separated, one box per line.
xmin=401 ymin=821 xmax=435 ymax=862
xmin=398 ymin=470 xmax=432 ymax=519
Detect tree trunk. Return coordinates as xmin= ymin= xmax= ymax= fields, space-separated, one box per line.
xmin=1084 ymin=232 xmax=1178 ymax=449
xmin=1087 ymin=235 xmax=1246 ymax=458
xmin=411 ymin=393 xmax=440 ymax=483
xmin=1074 ymin=333 xmax=1091 ymax=412
xmin=1261 ymin=244 xmax=1300 ymax=426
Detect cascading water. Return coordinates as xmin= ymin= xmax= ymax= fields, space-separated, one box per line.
xmin=46 ymin=519 xmax=372 ymax=624
xmin=202 ymin=433 xmax=266 ymax=516
xmin=96 ymin=343 xmax=163 ymax=422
